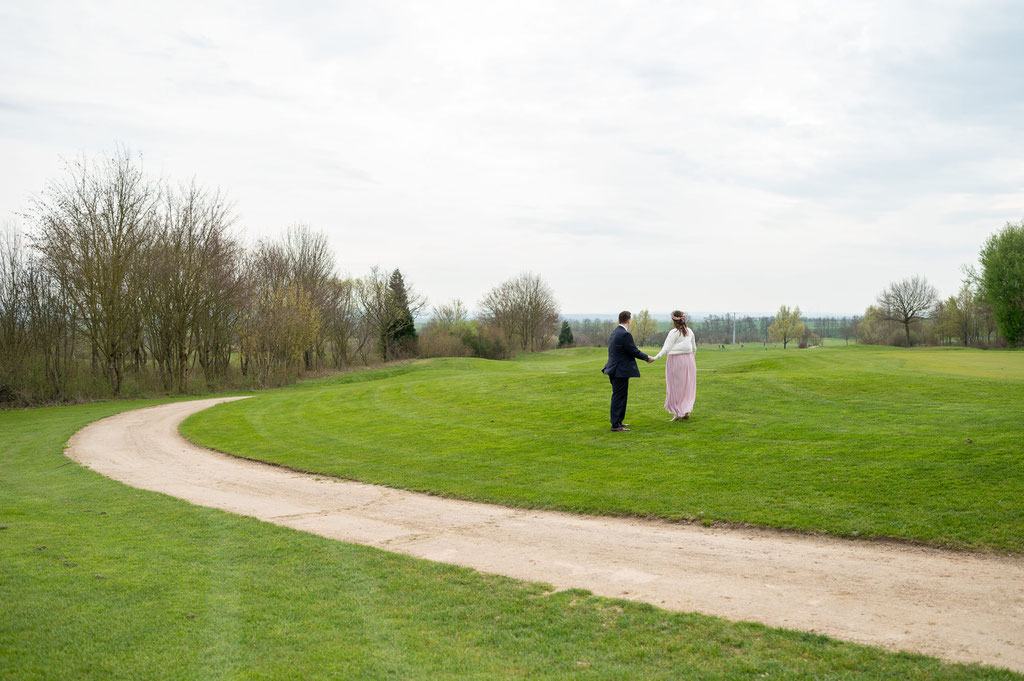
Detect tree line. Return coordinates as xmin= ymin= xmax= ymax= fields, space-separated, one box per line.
xmin=855 ymin=222 xmax=1024 ymax=348
xmin=0 ymin=150 xmax=562 ymax=406
xmin=4 ymin=149 xmax=1022 ymax=405
xmin=559 ymin=312 xmax=859 ymax=350
xmin=418 ymin=272 xmax=560 ymax=359
xmin=857 ymin=275 xmax=1002 ymax=348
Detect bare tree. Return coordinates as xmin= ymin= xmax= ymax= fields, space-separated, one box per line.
xmin=283 ymin=225 xmax=335 ymax=369
xmin=25 ymin=255 xmax=77 ymax=400
xmin=194 ymin=235 xmax=245 ymax=383
xmin=248 ymin=239 xmax=291 ymax=292
xmin=356 ymin=266 xmax=391 ymax=360
xmin=479 ymin=272 xmax=559 ymax=352
xmin=0 ymin=221 xmax=30 ymax=401
xmin=245 ymin=225 xmax=337 ymax=370
xmin=839 ymin=316 xmax=859 ymax=345
xmin=237 ymin=279 xmax=320 ymax=387
xmin=431 ymin=299 xmax=469 ymax=332
xmin=322 ymin=276 xmax=365 ymax=367
xmin=31 ymin=148 xmax=159 ymax=394
xmin=931 ymin=284 xmax=1000 ymax=348
xmin=877 ymin=275 xmax=938 ymax=347
xmin=478 ymin=278 xmax=518 ymax=350
xmin=954 ymin=285 xmax=979 ymax=346
xmin=144 ymin=181 xmax=237 ymax=391
xmin=1 ymin=221 xmax=79 ymax=403
xmin=856 ymin=305 xmax=899 ymax=345
xmin=237 ymin=239 xmax=316 ymax=381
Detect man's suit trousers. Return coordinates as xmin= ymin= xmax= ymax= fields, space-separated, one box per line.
xmin=609 ymin=375 xmax=630 ymax=428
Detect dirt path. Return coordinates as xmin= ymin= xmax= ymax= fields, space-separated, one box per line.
xmin=66 ymin=397 xmax=1024 ymax=672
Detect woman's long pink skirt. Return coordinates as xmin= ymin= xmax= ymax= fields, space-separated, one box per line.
xmin=664 ymin=353 xmax=697 ymax=417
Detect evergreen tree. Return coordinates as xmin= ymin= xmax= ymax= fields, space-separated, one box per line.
xmin=557 ymin=320 xmax=574 ymax=348
xmin=386 ymin=268 xmax=417 ymax=356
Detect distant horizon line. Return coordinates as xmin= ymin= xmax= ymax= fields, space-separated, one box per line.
xmin=416 ymin=311 xmax=864 ymax=322
xmin=559 ymin=312 xmax=863 ymax=321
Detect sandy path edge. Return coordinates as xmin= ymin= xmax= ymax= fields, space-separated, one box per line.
xmin=66 ymin=397 xmax=1024 ymax=673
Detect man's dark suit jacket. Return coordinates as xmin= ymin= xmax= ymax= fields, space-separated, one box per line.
xmin=602 ymin=325 xmax=650 ymax=378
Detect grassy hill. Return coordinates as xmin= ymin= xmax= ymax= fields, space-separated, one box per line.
xmin=181 ymin=344 xmax=1024 ymax=553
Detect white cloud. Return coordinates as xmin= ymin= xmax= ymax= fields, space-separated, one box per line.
xmin=2 ymin=0 xmax=1022 ymax=314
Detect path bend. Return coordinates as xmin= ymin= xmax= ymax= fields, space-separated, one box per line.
xmin=66 ymin=397 xmax=1024 ymax=672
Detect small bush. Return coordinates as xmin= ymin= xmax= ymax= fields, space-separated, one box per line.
xmin=461 ymin=324 xmax=510 ymax=360
xmin=801 ymin=332 xmax=821 ymax=348
xmin=418 ymin=327 xmax=473 ymax=358
xmin=0 ymin=383 xmax=17 ymax=405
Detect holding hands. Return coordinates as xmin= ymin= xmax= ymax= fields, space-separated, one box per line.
xmin=646 ymin=356 xmax=655 ymax=363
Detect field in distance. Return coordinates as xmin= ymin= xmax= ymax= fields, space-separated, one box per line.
xmin=182 ymin=344 xmax=1024 ymax=553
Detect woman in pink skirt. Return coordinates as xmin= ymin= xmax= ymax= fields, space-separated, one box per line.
xmin=651 ymin=310 xmax=697 ymax=421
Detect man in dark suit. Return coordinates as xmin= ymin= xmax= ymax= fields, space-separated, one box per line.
xmin=602 ymin=310 xmax=653 ymax=432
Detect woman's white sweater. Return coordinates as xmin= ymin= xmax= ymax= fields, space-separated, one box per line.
xmin=653 ymin=327 xmax=696 ymax=359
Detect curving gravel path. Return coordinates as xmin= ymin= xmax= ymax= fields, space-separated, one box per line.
xmin=66 ymin=397 xmax=1024 ymax=672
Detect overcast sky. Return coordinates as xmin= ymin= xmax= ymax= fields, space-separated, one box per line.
xmin=2 ymin=1 xmax=1022 ymax=316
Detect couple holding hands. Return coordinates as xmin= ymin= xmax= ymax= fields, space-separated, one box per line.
xmin=602 ymin=310 xmax=697 ymax=432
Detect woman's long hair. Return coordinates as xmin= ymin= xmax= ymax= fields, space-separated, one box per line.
xmin=671 ymin=310 xmax=688 ymax=336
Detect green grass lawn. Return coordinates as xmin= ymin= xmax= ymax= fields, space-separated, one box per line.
xmin=6 ymin=401 xmax=1021 ymax=678
xmin=182 ymin=344 xmax=1024 ymax=553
